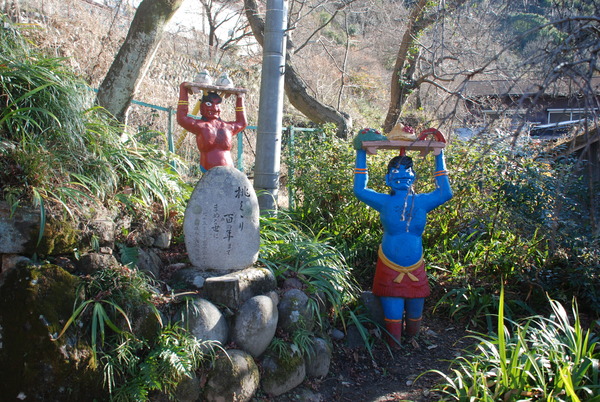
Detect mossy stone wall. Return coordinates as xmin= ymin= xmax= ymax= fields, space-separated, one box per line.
xmin=0 ymin=264 xmax=104 ymax=401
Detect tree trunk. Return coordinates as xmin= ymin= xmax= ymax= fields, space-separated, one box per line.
xmin=382 ymin=0 xmax=428 ymax=134
xmin=382 ymin=0 xmax=468 ymax=133
xmin=284 ymin=59 xmax=352 ymax=138
xmin=96 ymin=0 xmax=184 ymax=122
xmin=4 ymin=0 xmax=21 ymax=22
xmin=244 ymin=0 xmax=352 ymax=138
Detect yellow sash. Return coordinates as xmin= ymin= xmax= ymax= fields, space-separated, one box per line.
xmin=378 ymin=245 xmax=423 ymax=283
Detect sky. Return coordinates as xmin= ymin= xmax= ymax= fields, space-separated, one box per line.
xmin=91 ymin=0 xmax=235 ymax=39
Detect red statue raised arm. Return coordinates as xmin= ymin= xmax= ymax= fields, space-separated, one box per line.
xmin=177 ymin=82 xmax=247 ymax=171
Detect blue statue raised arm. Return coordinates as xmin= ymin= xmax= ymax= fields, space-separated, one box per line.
xmin=353 ymin=128 xmax=453 ymax=347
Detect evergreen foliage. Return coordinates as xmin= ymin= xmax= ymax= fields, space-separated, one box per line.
xmin=0 ymin=15 xmax=188 ymax=222
xmin=284 ymin=124 xmax=390 ymax=285
xmin=503 ymin=12 xmax=563 ymax=52
xmin=259 ymin=211 xmax=361 ymax=328
xmin=56 ymin=265 xmax=221 ymax=401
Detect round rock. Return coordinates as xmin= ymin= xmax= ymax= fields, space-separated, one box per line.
xmin=203 ymin=349 xmax=260 ymax=402
xmin=183 ymin=166 xmax=260 ymax=271
xmin=179 ymin=298 xmax=228 ymax=347
xmin=305 ymin=337 xmax=332 ymax=378
xmin=136 ymin=248 xmax=162 ymax=278
xmin=232 ymin=295 xmax=278 ymax=358
xmin=277 ymin=288 xmax=314 ymax=333
xmin=261 ymin=350 xmax=306 ymax=397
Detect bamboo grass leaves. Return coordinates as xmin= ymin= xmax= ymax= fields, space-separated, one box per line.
xmin=425 ymin=290 xmax=600 ymax=401
xmin=1 ymin=17 xmax=187 ymax=221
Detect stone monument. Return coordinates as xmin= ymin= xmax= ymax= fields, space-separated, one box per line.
xmin=183 ymin=166 xmax=259 ymax=270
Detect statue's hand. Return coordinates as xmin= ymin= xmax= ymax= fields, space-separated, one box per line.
xmin=180 ymin=82 xmax=193 ymax=95
xmin=353 ymin=128 xmax=387 ymax=150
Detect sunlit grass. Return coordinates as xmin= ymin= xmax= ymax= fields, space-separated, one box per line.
xmin=259 ymin=212 xmax=361 ymax=328
xmin=424 ymin=287 xmax=600 ymax=401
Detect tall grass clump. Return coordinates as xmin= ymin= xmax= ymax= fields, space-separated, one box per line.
xmin=259 ymin=212 xmax=360 ymax=328
xmin=259 ymin=212 xmax=380 ymax=355
xmin=425 ymin=287 xmax=599 ymax=401
xmin=0 ymin=16 xmax=187 ymax=222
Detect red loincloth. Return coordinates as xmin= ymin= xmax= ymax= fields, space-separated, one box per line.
xmin=372 ymin=247 xmax=430 ymax=298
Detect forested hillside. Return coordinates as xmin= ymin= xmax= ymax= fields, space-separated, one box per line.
xmin=7 ymin=0 xmax=598 ymax=133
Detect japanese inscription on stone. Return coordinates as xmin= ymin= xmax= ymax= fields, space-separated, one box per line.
xmin=183 ymin=167 xmax=260 ymax=271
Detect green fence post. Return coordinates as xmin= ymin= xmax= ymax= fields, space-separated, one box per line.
xmin=287 ymin=125 xmax=295 ymax=209
xmin=237 ymin=128 xmax=244 ymax=172
xmin=167 ymin=106 xmax=176 ymax=168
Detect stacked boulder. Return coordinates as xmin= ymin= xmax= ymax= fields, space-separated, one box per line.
xmin=170 ymin=166 xmax=332 ymax=400
xmin=169 ymin=266 xmax=333 ymax=401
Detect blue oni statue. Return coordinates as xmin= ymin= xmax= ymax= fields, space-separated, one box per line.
xmin=353 ymin=128 xmax=453 ymax=347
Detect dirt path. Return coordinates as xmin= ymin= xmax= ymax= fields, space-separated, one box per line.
xmin=253 ymin=317 xmax=470 ymax=401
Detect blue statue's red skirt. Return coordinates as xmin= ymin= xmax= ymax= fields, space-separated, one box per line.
xmin=372 ymin=257 xmax=431 ymax=298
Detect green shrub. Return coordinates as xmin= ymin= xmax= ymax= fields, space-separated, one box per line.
xmin=56 ymin=266 xmax=163 ymax=361
xmin=425 ymin=288 xmax=599 ymax=401
xmin=284 ymin=125 xmax=392 ymax=285
xmin=431 ymin=134 xmax=599 ymax=315
xmin=56 ymin=264 xmax=220 ymax=400
xmin=259 ymin=212 xmax=360 ymax=328
xmin=106 ymin=324 xmax=220 ymax=401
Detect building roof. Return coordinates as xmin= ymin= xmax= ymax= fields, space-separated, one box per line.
xmin=463 ymin=77 xmax=600 ymax=97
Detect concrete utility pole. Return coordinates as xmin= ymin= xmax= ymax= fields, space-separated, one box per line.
xmin=253 ymin=0 xmax=288 ymax=213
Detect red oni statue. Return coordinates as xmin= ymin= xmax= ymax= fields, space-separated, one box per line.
xmin=177 ymin=82 xmax=247 ymax=171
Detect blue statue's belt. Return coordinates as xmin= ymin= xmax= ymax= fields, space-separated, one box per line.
xmin=378 ymin=245 xmax=423 ymax=283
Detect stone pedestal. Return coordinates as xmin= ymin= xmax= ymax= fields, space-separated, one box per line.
xmin=203 ymin=267 xmax=277 ymax=310
xmin=183 ymin=167 xmax=260 ymax=271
